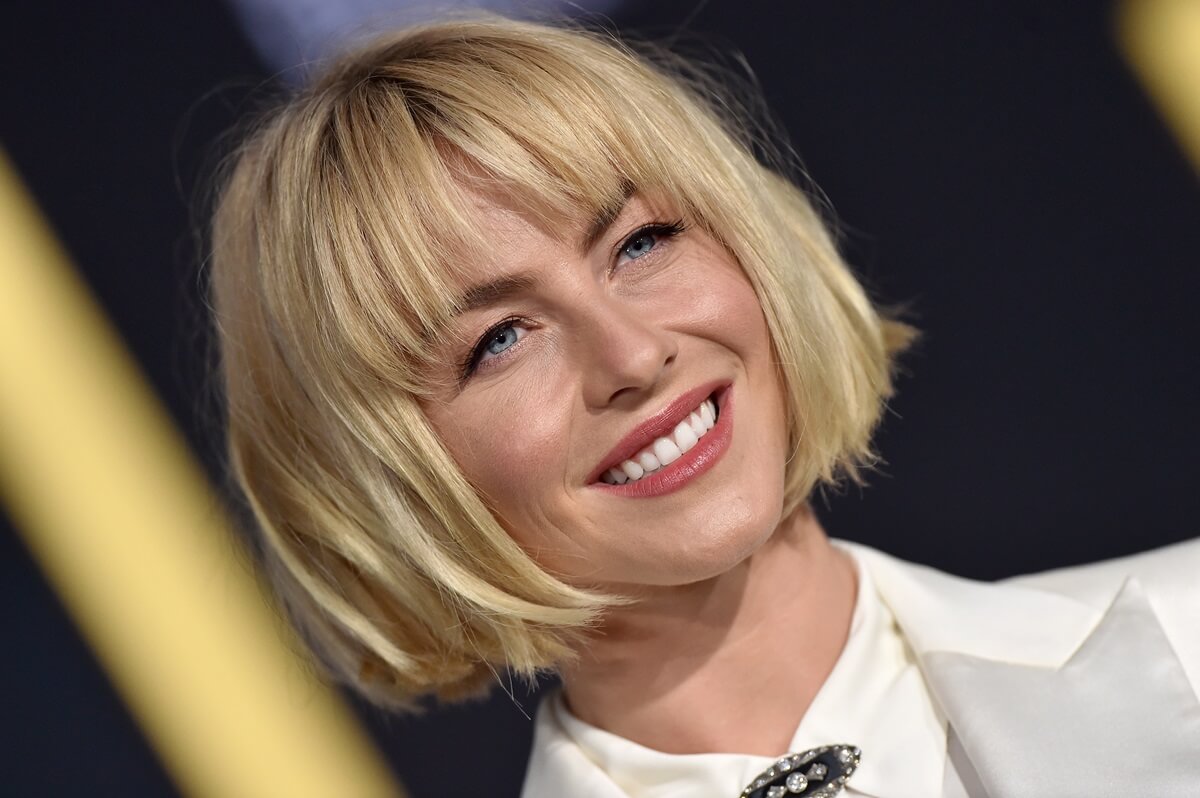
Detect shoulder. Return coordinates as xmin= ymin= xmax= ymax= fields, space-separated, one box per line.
xmin=843 ymin=536 xmax=1200 ymax=677
xmin=1005 ymin=536 xmax=1200 ymax=608
xmin=1008 ymin=537 xmax=1200 ymax=689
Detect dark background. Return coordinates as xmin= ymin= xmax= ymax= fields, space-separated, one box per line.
xmin=2 ymin=2 xmax=1196 ymax=795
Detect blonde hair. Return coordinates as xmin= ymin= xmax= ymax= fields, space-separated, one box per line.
xmin=210 ymin=15 xmax=913 ymax=706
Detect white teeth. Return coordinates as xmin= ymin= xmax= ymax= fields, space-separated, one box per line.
xmin=674 ymin=420 xmax=698 ymax=453
xmin=637 ymin=451 xmax=661 ymax=472
xmin=620 ymin=460 xmax=644 ymax=480
xmin=653 ymin=437 xmax=682 ymax=466
xmin=599 ymin=395 xmax=721 ymax=485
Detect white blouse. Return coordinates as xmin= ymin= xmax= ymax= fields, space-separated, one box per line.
xmin=530 ymin=548 xmax=966 ymax=797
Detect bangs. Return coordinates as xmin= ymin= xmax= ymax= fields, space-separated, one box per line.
xmin=301 ymin=23 xmax=744 ymax=394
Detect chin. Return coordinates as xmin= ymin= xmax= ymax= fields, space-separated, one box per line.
xmin=611 ymin=484 xmax=784 ymax=587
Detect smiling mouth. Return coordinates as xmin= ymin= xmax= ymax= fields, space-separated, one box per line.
xmin=598 ymin=395 xmax=720 ymax=485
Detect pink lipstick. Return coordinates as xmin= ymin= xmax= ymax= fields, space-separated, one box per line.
xmin=589 ymin=383 xmax=733 ymax=498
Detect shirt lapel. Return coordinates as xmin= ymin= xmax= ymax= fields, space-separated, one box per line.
xmin=850 ymin=544 xmax=1200 ymax=798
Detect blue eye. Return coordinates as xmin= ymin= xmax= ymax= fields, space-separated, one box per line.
xmin=485 ymin=325 xmax=519 ymax=356
xmin=462 ymin=317 xmax=529 ymax=379
xmin=616 ymin=220 xmax=688 ymax=267
xmin=622 ymin=232 xmax=659 ymax=260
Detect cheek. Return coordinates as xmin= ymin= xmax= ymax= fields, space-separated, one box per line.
xmin=427 ymin=380 xmax=574 ymax=528
xmin=687 ymin=265 xmax=782 ymax=411
xmin=672 ymin=247 xmax=774 ymax=357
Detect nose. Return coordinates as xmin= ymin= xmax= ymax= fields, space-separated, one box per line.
xmin=579 ymin=296 xmax=677 ymax=409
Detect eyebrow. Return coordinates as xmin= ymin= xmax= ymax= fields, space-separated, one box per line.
xmin=579 ymin=183 xmax=636 ymax=254
xmin=453 ymin=188 xmax=638 ymax=316
xmin=455 ymin=273 xmax=540 ymax=315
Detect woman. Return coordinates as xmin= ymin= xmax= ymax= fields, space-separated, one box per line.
xmin=209 ymin=16 xmax=1200 ymax=798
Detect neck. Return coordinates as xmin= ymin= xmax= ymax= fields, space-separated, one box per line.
xmin=560 ymin=505 xmax=857 ymax=757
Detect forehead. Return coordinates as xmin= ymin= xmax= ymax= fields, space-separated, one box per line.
xmin=442 ymin=176 xmax=640 ymax=288
xmin=463 ymin=185 xmax=578 ymax=248
xmin=466 ymin=175 xmax=637 ymax=240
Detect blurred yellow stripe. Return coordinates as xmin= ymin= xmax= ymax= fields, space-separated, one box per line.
xmin=0 ymin=150 xmax=402 ymax=798
xmin=1119 ymin=0 xmax=1200 ymax=172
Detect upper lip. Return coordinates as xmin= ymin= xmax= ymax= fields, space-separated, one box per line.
xmin=587 ymin=379 xmax=727 ymax=484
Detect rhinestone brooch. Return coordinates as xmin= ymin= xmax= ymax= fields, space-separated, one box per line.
xmin=738 ymin=744 xmax=860 ymax=798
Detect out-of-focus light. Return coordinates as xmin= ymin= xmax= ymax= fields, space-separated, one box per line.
xmin=225 ymin=0 xmax=625 ymax=79
xmin=0 ymin=149 xmax=403 ymax=798
xmin=1119 ymin=0 xmax=1200 ymax=173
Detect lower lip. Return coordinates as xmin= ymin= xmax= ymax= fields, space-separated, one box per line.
xmin=592 ymin=386 xmax=733 ymax=498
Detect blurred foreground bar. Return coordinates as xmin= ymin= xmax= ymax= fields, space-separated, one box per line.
xmin=0 ymin=149 xmax=402 ymax=798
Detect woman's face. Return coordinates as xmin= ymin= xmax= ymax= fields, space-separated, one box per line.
xmin=422 ymin=191 xmax=790 ymax=589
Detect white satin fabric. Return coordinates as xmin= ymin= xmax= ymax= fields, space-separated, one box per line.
xmin=522 ymin=538 xmax=1200 ymax=798
xmin=526 ymin=550 xmax=955 ymax=797
xmin=854 ymin=539 xmax=1200 ymax=796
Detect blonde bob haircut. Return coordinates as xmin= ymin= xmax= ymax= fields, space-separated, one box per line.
xmin=210 ymin=15 xmax=913 ymax=706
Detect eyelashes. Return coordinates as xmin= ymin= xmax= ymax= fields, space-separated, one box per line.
xmin=459 ymin=314 xmax=527 ymax=379
xmin=613 ymin=219 xmax=687 ymax=268
xmin=458 ymin=219 xmax=689 ymax=381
